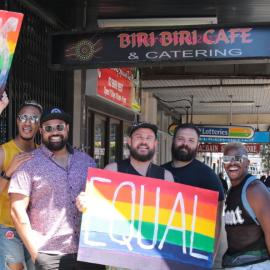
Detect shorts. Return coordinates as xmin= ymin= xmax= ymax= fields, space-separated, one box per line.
xmin=0 ymin=224 xmax=34 ymax=270
xmin=224 ymin=260 xmax=270 ymax=270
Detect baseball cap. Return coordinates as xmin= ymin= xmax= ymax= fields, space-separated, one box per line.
xmin=129 ymin=122 xmax=158 ymax=137
xmin=40 ymin=107 xmax=71 ymax=125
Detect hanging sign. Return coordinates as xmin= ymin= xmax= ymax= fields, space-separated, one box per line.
xmin=197 ymin=126 xmax=255 ymax=139
xmin=199 ymin=131 xmax=269 ymax=143
xmin=168 ymin=124 xmax=255 ymax=139
xmin=0 ymin=10 xmax=24 ymax=96
xmin=96 ymin=68 xmax=141 ymax=112
xmin=198 ymin=143 xmax=260 ymax=154
xmin=51 ymin=26 xmax=270 ymax=69
xmin=78 ymin=168 xmax=218 ymax=270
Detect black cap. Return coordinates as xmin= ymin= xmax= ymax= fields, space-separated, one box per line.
xmin=129 ymin=122 xmax=158 ymax=137
xmin=40 ymin=107 xmax=71 ymax=125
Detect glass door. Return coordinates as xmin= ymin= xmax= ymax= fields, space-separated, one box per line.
xmin=122 ymin=122 xmax=130 ymax=159
xmin=109 ymin=118 xmax=121 ymax=163
xmin=94 ymin=114 xmax=106 ymax=168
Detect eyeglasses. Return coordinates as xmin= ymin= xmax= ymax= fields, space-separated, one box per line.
xmin=42 ymin=123 xmax=66 ymax=133
xmin=17 ymin=114 xmax=40 ymax=124
xmin=222 ymin=155 xmax=248 ymax=164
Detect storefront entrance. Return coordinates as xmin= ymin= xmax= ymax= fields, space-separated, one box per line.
xmin=85 ymin=108 xmax=131 ymax=168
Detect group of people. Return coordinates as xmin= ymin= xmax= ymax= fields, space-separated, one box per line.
xmin=0 ymin=92 xmax=269 ymax=270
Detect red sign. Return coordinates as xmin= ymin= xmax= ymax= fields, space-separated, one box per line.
xmin=97 ymin=68 xmax=134 ymax=109
xmin=198 ymin=143 xmax=260 ymax=154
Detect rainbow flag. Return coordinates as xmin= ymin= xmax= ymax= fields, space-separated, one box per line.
xmin=0 ymin=10 xmax=24 ymax=95
xmin=78 ymin=168 xmax=218 ymax=270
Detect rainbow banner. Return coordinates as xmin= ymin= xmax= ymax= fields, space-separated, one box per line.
xmin=78 ymin=168 xmax=219 ymax=269
xmin=0 ymin=10 xmax=24 ymax=96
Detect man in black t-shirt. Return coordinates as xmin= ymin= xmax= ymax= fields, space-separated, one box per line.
xmin=222 ymin=143 xmax=270 ymax=269
xmin=161 ymin=123 xmax=224 ymax=260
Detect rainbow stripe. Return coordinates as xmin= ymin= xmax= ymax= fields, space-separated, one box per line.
xmin=0 ymin=10 xmax=24 ymax=92
xmin=78 ymin=168 xmax=218 ymax=270
xmin=228 ymin=127 xmax=254 ymax=138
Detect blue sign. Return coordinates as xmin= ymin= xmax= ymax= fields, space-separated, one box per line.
xmin=199 ymin=127 xmax=229 ymax=137
xmin=198 ymin=125 xmax=254 ymax=139
xmin=199 ymin=131 xmax=270 ymax=143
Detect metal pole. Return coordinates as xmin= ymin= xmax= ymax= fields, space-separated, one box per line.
xmin=190 ymin=95 xmax=193 ymax=123
xmin=185 ymin=107 xmax=190 ymax=123
xmin=229 ymin=95 xmax=233 ymax=125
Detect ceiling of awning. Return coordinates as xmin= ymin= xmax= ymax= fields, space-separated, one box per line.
xmin=30 ymin=0 xmax=270 ymax=28
xmin=26 ymin=0 xmax=270 ymax=123
xmin=143 ymin=77 xmax=270 ymax=115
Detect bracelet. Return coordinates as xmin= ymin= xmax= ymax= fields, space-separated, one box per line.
xmin=0 ymin=171 xmax=11 ymax=181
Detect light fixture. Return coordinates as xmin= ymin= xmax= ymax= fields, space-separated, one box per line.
xmin=199 ymin=101 xmax=255 ymax=106
xmin=97 ymin=17 xmax=218 ymax=28
xmin=154 ymin=94 xmax=194 ymax=123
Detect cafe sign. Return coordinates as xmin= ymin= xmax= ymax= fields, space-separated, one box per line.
xmin=50 ymin=26 xmax=270 ymax=69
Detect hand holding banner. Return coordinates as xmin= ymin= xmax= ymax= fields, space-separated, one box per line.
xmin=0 ymin=10 xmax=24 ymax=97
xmin=78 ymin=168 xmax=219 ymax=270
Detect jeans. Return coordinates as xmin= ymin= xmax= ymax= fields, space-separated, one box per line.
xmin=0 ymin=224 xmax=34 ymax=270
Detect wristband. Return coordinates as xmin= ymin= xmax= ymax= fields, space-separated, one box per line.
xmin=0 ymin=171 xmax=11 ymax=181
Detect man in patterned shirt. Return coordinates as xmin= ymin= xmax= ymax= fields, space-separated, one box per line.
xmin=9 ymin=107 xmax=105 ymax=270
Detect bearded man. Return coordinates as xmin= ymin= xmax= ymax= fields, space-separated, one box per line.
xmin=161 ymin=123 xmax=224 ymax=260
xmin=105 ymin=122 xmax=174 ymax=181
xmin=8 ymin=107 xmax=105 ymax=270
xmin=75 ymin=122 xmax=174 ymax=270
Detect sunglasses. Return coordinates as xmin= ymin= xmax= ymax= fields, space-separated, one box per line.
xmin=17 ymin=114 xmax=40 ymax=124
xmin=222 ymin=155 xmax=248 ymax=164
xmin=42 ymin=123 xmax=66 ymax=133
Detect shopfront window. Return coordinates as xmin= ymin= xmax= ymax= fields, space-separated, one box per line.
xmin=86 ymin=106 xmax=133 ymax=167
xmin=123 ymin=122 xmax=130 ymax=159
xmin=109 ymin=118 xmax=121 ymax=163
xmin=94 ymin=114 xmax=106 ymax=168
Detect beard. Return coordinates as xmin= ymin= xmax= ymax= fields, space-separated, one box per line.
xmin=172 ymin=143 xmax=197 ymax=162
xmin=128 ymin=144 xmax=155 ymax=162
xmin=43 ymin=135 xmax=68 ymax=151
